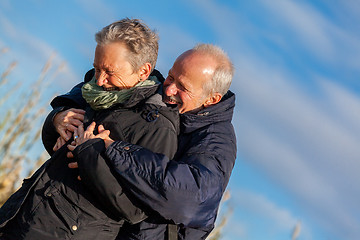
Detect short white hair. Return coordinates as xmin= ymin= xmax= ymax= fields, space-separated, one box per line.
xmin=193 ymin=44 xmax=234 ymax=97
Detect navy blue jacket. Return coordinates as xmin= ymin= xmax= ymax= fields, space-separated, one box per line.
xmin=94 ymin=90 xmax=237 ymax=239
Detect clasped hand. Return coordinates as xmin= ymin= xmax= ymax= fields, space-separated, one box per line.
xmin=53 ymin=108 xmax=85 ymax=151
xmin=66 ymin=122 xmax=114 ymax=175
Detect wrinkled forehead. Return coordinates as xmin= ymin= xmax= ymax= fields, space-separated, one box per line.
xmin=177 ymin=51 xmax=216 ymax=73
xmin=174 ymin=51 xmax=216 ymax=82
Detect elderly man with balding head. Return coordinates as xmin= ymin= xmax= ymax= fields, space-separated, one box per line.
xmin=70 ymin=43 xmax=236 ymax=240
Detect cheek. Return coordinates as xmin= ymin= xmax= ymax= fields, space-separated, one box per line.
xmin=163 ymin=79 xmax=170 ymax=89
xmin=178 ymin=92 xmax=191 ymax=104
xmin=95 ymin=72 xmax=100 ymax=79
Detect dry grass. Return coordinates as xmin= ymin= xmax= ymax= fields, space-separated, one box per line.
xmin=0 ymin=48 xmax=63 ymax=206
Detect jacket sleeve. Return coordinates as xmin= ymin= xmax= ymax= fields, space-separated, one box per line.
xmin=104 ymin=141 xmax=233 ymax=228
xmin=41 ymin=81 xmax=86 ymax=156
xmin=73 ymin=124 xmax=178 ymax=224
xmin=73 ymin=138 xmax=147 ymax=224
xmin=42 ymin=70 xmax=93 ymax=155
xmin=50 ymin=82 xmax=87 ymax=109
xmin=41 ymin=107 xmax=66 ymax=155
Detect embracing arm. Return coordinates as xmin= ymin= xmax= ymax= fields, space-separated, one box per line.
xmin=70 ymin=121 xmax=179 ymax=224
xmin=73 ymin=138 xmax=147 ymax=223
xmin=103 ymin=138 xmax=236 ymax=228
xmin=42 ymin=73 xmax=91 ymax=155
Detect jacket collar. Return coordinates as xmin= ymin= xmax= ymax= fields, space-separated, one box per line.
xmin=180 ymin=90 xmax=235 ymax=133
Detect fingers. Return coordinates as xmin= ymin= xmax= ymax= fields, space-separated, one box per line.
xmin=53 ymin=138 xmax=59 ymax=151
xmin=66 ymin=131 xmax=72 ymax=141
xmin=67 ymin=143 xmax=76 ymax=151
xmin=96 ymin=124 xmax=111 ymax=139
xmin=58 ymin=128 xmax=70 ymax=141
xmin=96 ymin=130 xmax=111 ymax=140
xmin=53 ymin=108 xmax=85 ymax=140
xmin=66 ymin=119 xmax=83 ymax=132
xmin=67 ymin=142 xmax=76 ymax=158
xmin=77 ymin=123 xmax=85 ymax=137
xmin=74 ymin=128 xmax=78 ymax=140
xmin=85 ymin=122 xmax=96 ymax=134
xmin=70 ymin=108 xmax=86 ymax=114
xmin=69 ymin=108 xmax=86 ymax=117
xmin=53 ymin=137 xmax=66 ymax=151
xmin=67 ymin=162 xmax=81 ymax=181
xmin=67 ymin=151 xmax=74 ymax=158
xmin=98 ymin=124 xmax=105 ymax=133
xmin=68 ymin=162 xmax=78 ymax=168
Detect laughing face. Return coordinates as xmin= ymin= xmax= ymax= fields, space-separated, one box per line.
xmin=93 ymin=42 xmax=142 ymax=90
xmin=163 ymin=50 xmax=218 ymax=114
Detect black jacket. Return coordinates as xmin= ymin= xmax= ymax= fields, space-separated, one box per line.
xmin=0 ymin=70 xmax=179 ymax=239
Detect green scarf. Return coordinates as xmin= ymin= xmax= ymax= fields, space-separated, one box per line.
xmin=81 ymin=75 xmax=160 ymax=110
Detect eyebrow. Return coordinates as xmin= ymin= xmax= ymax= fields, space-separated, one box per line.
xmin=168 ymin=70 xmax=190 ymax=92
xmin=177 ymin=77 xmax=190 ymax=92
xmin=92 ymin=64 xmax=116 ymax=72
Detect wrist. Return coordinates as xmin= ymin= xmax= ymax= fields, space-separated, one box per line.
xmin=104 ymin=139 xmax=114 ymax=149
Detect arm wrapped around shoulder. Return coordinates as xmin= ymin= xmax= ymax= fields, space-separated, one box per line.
xmin=105 ymin=141 xmax=228 ymax=228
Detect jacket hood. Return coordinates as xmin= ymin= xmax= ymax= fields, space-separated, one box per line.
xmin=180 ymin=90 xmax=235 ymax=133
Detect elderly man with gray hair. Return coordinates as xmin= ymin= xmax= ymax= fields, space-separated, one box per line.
xmin=68 ymin=43 xmax=237 ymax=240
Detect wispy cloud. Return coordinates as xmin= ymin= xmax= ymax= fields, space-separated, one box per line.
xmin=0 ymin=11 xmax=78 ymax=90
xmin=261 ymin=0 xmax=360 ymax=68
xmin=189 ymin=0 xmax=360 ymax=238
xmin=234 ymin=53 xmax=360 ymax=238
xmin=74 ymin=0 xmax=116 ymax=23
xmin=235 ymin=190 xmax=298 ymax=228
xmin=155 ymin=22 xmax=197 ymax=74
xmin=227 ymin=189 xmax=313 ymax=239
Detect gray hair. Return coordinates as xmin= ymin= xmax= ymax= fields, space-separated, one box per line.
xmin=95 ymin=18 xmax=159 ymax=72
xmin=193 ymin=44 xmax=234 ymax=97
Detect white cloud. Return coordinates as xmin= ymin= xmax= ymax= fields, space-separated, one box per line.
xmin=226 ymin=189 xmax=314 ymax=240
xmin=235 ymin=190 xmax=297 ymax=228
xmin=74 ymin=0 xmax=116 ymax=23
xmin=319 ymin=79 xmax=360 ymax=135
xmin=189 ymin=0 xmax=244 ymax=54
xmin=261 ymin=0 xmax=360 ymax=68
xmin=190 ymin=1 xmax=360 ymax=237
xmin=262 ymin=0 xmax=334 ymax=57
xmin=0 ymin=0 xmax=11 ymax=11
xmin=0 ymin=11 xmax=78 ymax=90
xmin=155 ymin=22 xmax=197 ymax=74
xmin=233 ymin=53 xmax=360 ymax=238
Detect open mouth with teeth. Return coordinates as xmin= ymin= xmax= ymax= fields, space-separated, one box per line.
xmin=165 ymin=96 xmax=180 ymax=105
xmin=102 ymin=86 xmax=120 ymax=91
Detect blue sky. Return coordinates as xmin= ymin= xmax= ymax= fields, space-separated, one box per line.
xmin=1 ymin=0 xmax=359 ymax=239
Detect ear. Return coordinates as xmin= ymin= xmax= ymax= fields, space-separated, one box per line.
xmin=139 ymin=63 xmax=152 ymax=81
xmin=203 ymin=93 xmax=222 ymax=108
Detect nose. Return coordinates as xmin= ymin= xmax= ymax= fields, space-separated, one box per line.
xmin=96 ymin=71 xmax=108 ymax=86
xmin=164 ymin=82 xmax=177 ymax=96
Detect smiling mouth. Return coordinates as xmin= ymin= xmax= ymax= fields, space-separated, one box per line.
xmin=102 ymin=86 xmax=119 ymax=91
xmin=164 ymin=96 xmax=180 ymax=105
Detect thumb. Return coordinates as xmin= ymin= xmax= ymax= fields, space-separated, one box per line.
xmin=97 ymin=130 xmax=111 ymax=139
xmin=98 ymin=124 xmax=106 ymax=133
